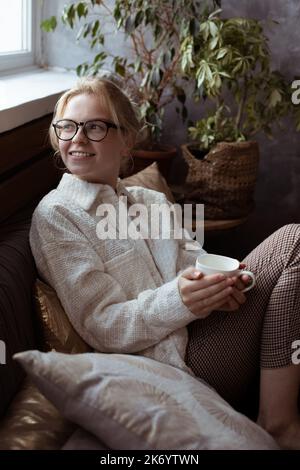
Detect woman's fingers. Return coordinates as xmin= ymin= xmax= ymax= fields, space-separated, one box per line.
xmin=234 ymin=277 xmax=245 ymax=290
xmin=185 ymin=273 xmax=228 ymax=292
xmin=179 ymin=269 xmax=227 ymax=298
xmin=230 ymin=285 xmax=246 ymax=305
xmin=179 ymin=266 xmax=247 ymax=318
xmin=195 ymin=295 xmax=234 ymax=317
xmin=238 ymin=263 xmax=252 ymax=287
xmin=180 ymin=267 xmax=203 ymax=281
xmin=192 ymin=284 xmax=233 ymax=311
xmin=187 ymin=277 xmax=235 ymax=303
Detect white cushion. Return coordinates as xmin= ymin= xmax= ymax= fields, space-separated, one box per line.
xmin=14 ymin=351 xmax=278 ymax=450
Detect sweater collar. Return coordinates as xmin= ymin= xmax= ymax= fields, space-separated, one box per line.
xmin=56 ymin=173 xmax=136 ymax=210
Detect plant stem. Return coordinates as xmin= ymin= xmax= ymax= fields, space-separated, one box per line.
xmin=235 ymin=77 xmax=248 ymax=132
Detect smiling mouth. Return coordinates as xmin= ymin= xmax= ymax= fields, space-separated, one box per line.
xmin=69 ymin=151 xmax=95 ymax=158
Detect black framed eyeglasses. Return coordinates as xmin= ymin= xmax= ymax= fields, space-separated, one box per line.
xmin=52 ymin=119 xmax=119 ymax=142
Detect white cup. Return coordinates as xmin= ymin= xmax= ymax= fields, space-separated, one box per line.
xmin=195 ymin=253 xmax=256 ymax=292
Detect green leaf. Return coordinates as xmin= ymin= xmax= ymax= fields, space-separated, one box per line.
xmin=65 ymin=5 xmax=75 ymax=28
xmin=208 ymin=21 xmax=218 ymax=37
xmin=209 ymin=35 xmax=219 ymax=50
xmin=216 ymin=48 xmax=228 ymax=59
xmin=93 ymin=52 xmax=107 ymax=64
xmin=151 ymin=68 xmax=161 ymax=87
xmin=135 ymin=10 xmax=144 ymax=28
xmin=218 ymin=72 xmax=230 ymax=80
xmin=76 ymin=62 xmax=89 ymax=77
xmin=40 ymin=16 xmax=57 ymax=32
xmin=200 ymin=21 xmax=209 ymax=41
xmin=113 ymin=4 xmax=121 ymax=21
xmin=196 ymin=67 xmax=206 ymax=88
xmin=90 ymin=37 xmax=98 ymax=49
xmin=140 ymin=71 xmax=150 ymax=89
xmin=115 ymin=62 xmax=126 ymax=77
xmin=83 ymin=23 xmax=91 ymax=38
xmin=181 ymin=37 xmax=194 ymax=72
xmin=77 ymin=2 xmax=87 ymax=19
xmin=269 ymin=89 xmax=282 ymax=107
xmin=134 ymin=58 xmax=142 ymax=73
xmin=92 ymin=20 xmax=100 ymax=37
xmin=154 ymin=23 xmax=162 ymax=40
xmin=232 ymin=60 xmax=243 ymax=74
xmin=76 ymin=25 xmax=84 ymax=41
xmin=214 ymin=74 xmax=222 ymax=88
xmin=125 ymin=15 xmax=135 ymax=34
xmin=204 ymin=64 xmax=213 ymax=82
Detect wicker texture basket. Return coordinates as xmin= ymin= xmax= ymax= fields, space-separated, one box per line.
xmin=182 ymin=141 xmax=259 ymax=219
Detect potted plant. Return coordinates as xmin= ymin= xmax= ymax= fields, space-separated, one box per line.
xmin=41 ymin=0 xmax=221 ymax=179
xmin=179 ymin=12 xmax=299 ymax=218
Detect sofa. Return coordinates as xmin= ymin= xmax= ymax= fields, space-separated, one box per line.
xmin=0 ymin=114 xmax=74 ymax=449
xmin=0 ymin=118 xmax=277 ymax=450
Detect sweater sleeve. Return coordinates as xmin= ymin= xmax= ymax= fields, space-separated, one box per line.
xmin=30 ymin=206 xmax=196 ymax=354
xmin=176 ymin=227 xmax=207 ymax=273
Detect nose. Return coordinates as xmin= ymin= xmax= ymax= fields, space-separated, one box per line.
xmin=72 ymin=125 xmax=88 ymax=143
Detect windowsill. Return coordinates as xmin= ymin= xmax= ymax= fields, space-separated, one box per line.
xmin=0 ymin=67 xmax=77 ymax=133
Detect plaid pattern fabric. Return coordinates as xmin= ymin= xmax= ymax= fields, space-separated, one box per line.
xmin=186 ymin=224 xmax=300 ymax=406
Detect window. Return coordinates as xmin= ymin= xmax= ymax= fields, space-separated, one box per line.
xmin=0 ymin=0 xmax=38 ymax=73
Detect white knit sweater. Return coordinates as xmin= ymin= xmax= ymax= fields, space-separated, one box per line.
xmin=30 ymin=173 xmax=206 ymax=374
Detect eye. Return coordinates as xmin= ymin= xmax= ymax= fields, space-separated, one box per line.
xmin=86 ymin=121 xmax=106 ymax=131
xmin=64 ymin=123 xmax=75 ymax=130
xmin=57 ymin=121 xmax=75 ymax=131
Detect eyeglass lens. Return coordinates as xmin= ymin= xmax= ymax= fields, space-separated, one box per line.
xmin=55 ymin=120 xmax=108 ymax=141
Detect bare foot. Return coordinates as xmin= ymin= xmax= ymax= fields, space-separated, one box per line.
xmin=258 ymin=417 xmax=300 ymax=450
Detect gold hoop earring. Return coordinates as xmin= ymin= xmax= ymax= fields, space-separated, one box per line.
xmin=128 ymin=153 xmax=135 ymax=173
xmin=53 ymin=151 xmax=68 ymax=172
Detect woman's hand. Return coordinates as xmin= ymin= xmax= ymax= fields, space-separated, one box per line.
xmin=220 ymin=263 xmax=249 ymax=311
xmin=178 ymin=267 xmax=236 ymax=319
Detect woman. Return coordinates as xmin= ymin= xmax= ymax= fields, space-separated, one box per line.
xmin=30 ymin=76 xmax=300 ymax=449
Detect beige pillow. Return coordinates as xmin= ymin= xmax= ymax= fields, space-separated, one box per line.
xmin=15 ymin=351 xmax=278 ymax=450
xmin=34 ymin=279 xmax=92 ymax=354
xmin=122 ymin=162 xmax=175 ymax=203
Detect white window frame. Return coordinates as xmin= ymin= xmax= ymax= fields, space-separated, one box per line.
xmin=0 ymin=0 xmax=40 ymax=74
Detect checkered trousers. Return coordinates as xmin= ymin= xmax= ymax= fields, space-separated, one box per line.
xmin=186 ymin=224 xmax=300 ymax=406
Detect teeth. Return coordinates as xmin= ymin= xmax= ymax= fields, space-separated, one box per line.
xmin=70 ymin=151 xmax=94 ymax=157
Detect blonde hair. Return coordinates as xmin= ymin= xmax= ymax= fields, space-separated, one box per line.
xmin=49 ymin=76 xmax=142 ymax=152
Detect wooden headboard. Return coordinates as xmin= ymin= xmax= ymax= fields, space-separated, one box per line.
xmin=0 ymin=115 xmax=61 ymax=222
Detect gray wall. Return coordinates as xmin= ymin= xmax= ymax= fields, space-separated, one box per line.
xmin=41 ymin=0 xmax=130 ymax=71
xmin=41 ymin=0 xmax=300 ymax=148
xmin=41 ymin=0 xmax=300 ymax=252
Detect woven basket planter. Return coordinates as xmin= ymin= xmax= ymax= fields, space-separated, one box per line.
xmin=181 ymin=141 xmax=259 ymax=219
